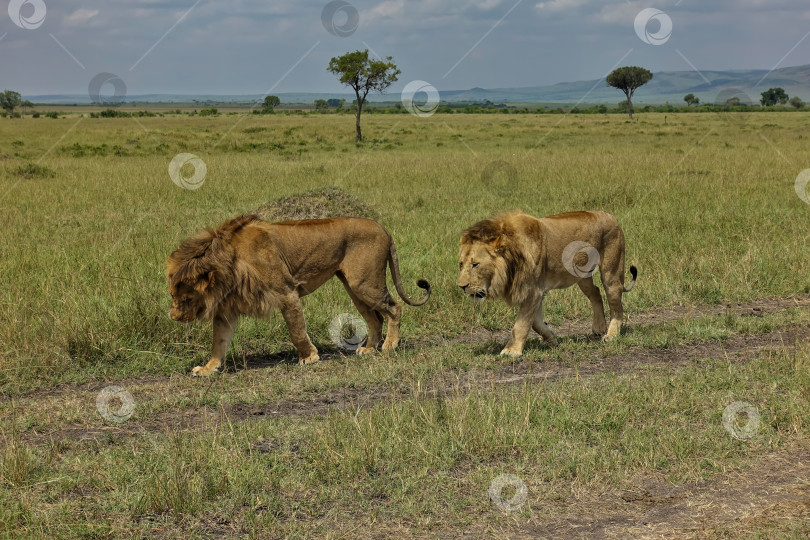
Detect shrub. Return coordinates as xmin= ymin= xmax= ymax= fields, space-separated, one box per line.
xmin=15 ymin=163 xmax=55 ymax=178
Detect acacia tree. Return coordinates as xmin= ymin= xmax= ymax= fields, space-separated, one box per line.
xmin=0 ymin=90 xmax=22 ymax=116
xmin=683 ymin=93 xmax=700 ymax=107
xmin=606 ymin=67 xmax=653 ymax=119
xmin=760 ymin=87 xmax=789 ymax=107
xmin=262 ymin=95 xmax=280 ymax=113
xmin=327 ymin=50 xmax=400 ymax=141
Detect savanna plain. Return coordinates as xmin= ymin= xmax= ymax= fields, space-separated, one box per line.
xmin=1 ymin=110 xmax=809 ymax=538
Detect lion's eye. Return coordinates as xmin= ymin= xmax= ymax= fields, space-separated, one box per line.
xmin=472 ymin=263 xmax=479 ymax=269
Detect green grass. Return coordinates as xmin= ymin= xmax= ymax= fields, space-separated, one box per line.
xmin=1 ymin=111 xmax=808 ymax=392
xmin=1 ymin=110 xmax=809 ymax=537
xmin=1 ymin=343 xmax=807 ymax=537
xmin=3 ymin=307 xmax=804 ymax=442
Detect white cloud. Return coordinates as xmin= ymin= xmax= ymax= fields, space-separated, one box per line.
xmin=535 ymin=0 xmax=588 ymax=13
xmin=63 ymin=9 xmax=100 ymax=26
xmin=367 ymin=0 xmax=406 ymax=20
xmin=594 ymin=2 xmax=640 ymax=24
xmin=473 ymin=0 xmax=503 ymax=9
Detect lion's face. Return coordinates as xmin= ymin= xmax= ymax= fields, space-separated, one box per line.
xmin=167 ymin=269 xmax=214 ymax=323
xmin=458 ymin=241 xmax=506 ymax=300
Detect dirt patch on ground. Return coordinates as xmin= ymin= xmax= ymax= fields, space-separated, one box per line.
xmin=14 ymin=295 xmax=809 ymax=446
xmin=17 ymin=295 xmax=809 ymax=406
xmin=433 ymin=295 xmax=810 ymax=349
xmin=252 ymin=185 xmax=379 ymax=222
xmin=478 ymin=324 xmax=808 ymax=387
xmin=21 ymin=322 xmax=809 ymax=446
xmin=523 ymin=444 xmax=810 ymax=539
xmin=14 ymin=299 xmax=810 ymax=537
xmin=220 ymin=324 xmax=808 ymax=424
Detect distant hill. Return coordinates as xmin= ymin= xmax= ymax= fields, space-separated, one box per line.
xmin=24 ymin=93 xmax=350 ymax=106
xmin=25 ymin=64 xmax=810 ymax=106
xmin=441 ymin=64 xmax=810 ymax=105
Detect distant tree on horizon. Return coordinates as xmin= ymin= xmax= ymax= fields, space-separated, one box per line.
xmin=327 ymin=50 xmax=400 ymax=141
xmin=760 ymin=87 xmax=789 ymax=107
xmin=314 ymin=99 xmax=329 ymax=110
xmin=262 ymin=95 xmax=280 ymax=113
xmin=0 ymin=90 xmax=22 ymax=116
xmin=606 ymin=67 xmax=653 ymax=119
xmin=789 ymin=95 xmax=805 ymax=109
xmin=683 ymin=93 xmax=700 ymax=107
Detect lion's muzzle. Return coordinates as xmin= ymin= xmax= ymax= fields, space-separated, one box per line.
xmin=459 ymin=284 xmax=487 ymax=300
xmin=169 ymin=309 xmax=193 ymax=323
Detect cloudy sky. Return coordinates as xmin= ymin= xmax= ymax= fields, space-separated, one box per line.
xmin=2 ymin=0 xmax=809 ymax=96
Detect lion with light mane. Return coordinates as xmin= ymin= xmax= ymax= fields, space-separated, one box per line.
xmin=167 ymin=215 xmax=430 ymax=376
xmin=458 ymin=210 xmax=637 ymax=356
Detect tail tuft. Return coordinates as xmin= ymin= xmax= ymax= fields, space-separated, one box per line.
xmin=417 ymin=279 xmax=430 ymax=291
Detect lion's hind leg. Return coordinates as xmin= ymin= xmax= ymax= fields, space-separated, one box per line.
xmin=531 ymin=296 xmax=559 ymax=347
xmin=378 ymin=298 xmax=401 ymax=352
xmin=599 ymin=225 xmax=630 ymax=341
xmin=603 ymin=283 xmax=625 ymax=341
xmin=600 ymin=269 xmax=627 ymax=341
xmin=336 ymin=273 xmax=387 ymax=355
xmin=358 ymin=294 xmax=401 ymax=353
xmin=577 ymin=277 xmax=607 ymax=337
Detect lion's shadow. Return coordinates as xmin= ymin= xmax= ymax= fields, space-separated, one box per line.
xmin=470 ymin=326 xmax=636 ymax=356
xmin=218 ymin=327 xmax=636 ymax=372
xmin=219 ymin=340 xmax=421 ymax=373
xmin=221 ymin=350 xmax=298 ymax=373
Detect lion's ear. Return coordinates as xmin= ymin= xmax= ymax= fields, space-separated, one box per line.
xmin=488 ymin=235 xmax=506 ymax=255
xmin=193 ymin=271 xmax=215 ymax=293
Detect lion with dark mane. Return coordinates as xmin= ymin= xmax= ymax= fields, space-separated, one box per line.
xmin=167 ymin=215 xmax=430 ymax=376
xmin=458 ymin=210 xmax=637 ymax=356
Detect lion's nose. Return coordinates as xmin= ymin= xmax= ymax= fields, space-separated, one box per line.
xmin=459 ymin=284 xmax=469 ymax=291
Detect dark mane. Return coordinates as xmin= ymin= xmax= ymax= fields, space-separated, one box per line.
xmin=461 ymin=213 xmax=520 ymax=250
xmin=168 ymin=214 xmax=259 ymax=285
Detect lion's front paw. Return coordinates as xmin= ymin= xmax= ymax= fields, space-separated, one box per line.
xmin=299 ymin=353 xmax=320 ymax=365
xmin=499 ymin=347 xmax=523 ymax=358
xmin=603 ymin=320 xmax=622 ymax=342
xmin=543 ymin=334 xmax=559 ymax=346
xmin=380 ymin=339 xmax=399 ymax=352
xmin=356 ymin=346 xmax=377 ymax=355
xmin=192 ymin=365 xmax=216 ymax=377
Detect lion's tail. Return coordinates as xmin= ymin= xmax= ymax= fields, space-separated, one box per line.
xmin=624 ymin=266 xmax=638 ymax=292
xmin=387 ymin=239 xmax=431 ymax=306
